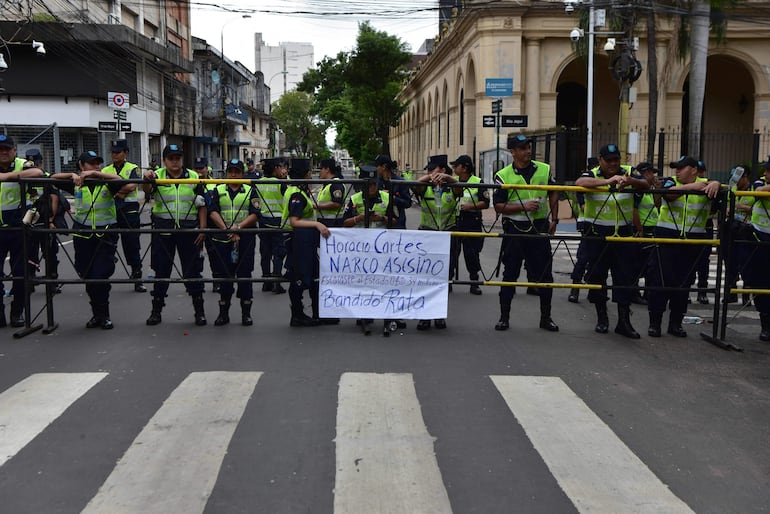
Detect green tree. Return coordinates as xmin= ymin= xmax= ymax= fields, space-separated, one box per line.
xmin=298 ymin=22 xmax=411 ymax=161
xmin=270 ymin=90 xmax=328 ymax=160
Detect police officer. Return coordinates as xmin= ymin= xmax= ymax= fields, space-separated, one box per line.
xmin=142 ymin=144 xmax=208 ymax=326
xmin=374 ymin=154 xmax=412 ymax=229
xmin=740 ymin=159 xmax=770 ymax=341
xmin=255 ymin=157 xmax=288 ymax=294
xmin=25 ymin=150 xmax=67 ymax=295
xmin=568 ymin=157 xmax=601 ymax=303
xmin=448 ymin=154 xmax=489 ymax=295
xmin=413 ymin=155 xmax=458 ymax=330
xmin=244 ymin=159 xmax=261 ymax=180
xmin=342 ymin=165 xmax=394 ymax=335
xmin=493 ymin=134 xmax=560 ymax=333
xmin=51 ymin=151 xmax=122 ymax=329
xmin=208 ymin=159 xmax=259 ymax=326
xmin=693 ymin=160 xmax=714 ymax=304
xmin=575 ymin=144 xmax=648 ymax=339
xmin=342 ymin=166 xmax=392 ymax=228
xmin=645 ymin=156 xmax=721 ymax=337
xmin=725 ymin=165 xmax=753 ymax=306
xmin=402 ymin=163 xmax=414 ymax=181
xmin=193 ymin=157 xmax=220 ymax=293
xmin=0 ymin=135 xmax=45 ymax=327
xmin=632 ymin=162 xmax=662 ymax=304
xmin=316 ymin=158 xmax=346 ymax=227
xmin=23 ymin=149 xmax=46 ymax=288
xmin=282 ymin=158 xmax=332 ymax=327
xmin=103 ymin=139 xmax=146 ymax=293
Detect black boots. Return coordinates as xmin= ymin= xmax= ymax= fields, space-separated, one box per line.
xmin=760 ymin=313 xmax=770 ymax=342
xmin=594 ymin=302 xmax=609 ymax=334
xmin=131 ymin=267 xmax=147 ymax=293
xmin=539 ymin=300 xmax=558 ymax=332
xmin=469 ymin=275 xmax=482 ymax=296
xmin=86 ymin=303 xmax=113 ymax=330
xmin=290 ymin=305 xmax=319 ymax=327
xmin=241 ymin=299 xmax=253 ymax=326
xmin=614 ymin=304 xmax=640 ymax=339
xmin=495 ymin=303 xmax=511 ymax=331
xmin=215 ymin=297 xmax=231 ymax=326
xmin=667 ymin=312 xmax=687 ymax=337
xmin=192 ymin=294 xmax=207 ymax=326
xmin=417 ymin=320 xmax=432 ymax=330
xmin=146 ymin=298 xmax=164 ymax=325
xmin=568 ymin=279 xmax=580 ymax=303
xmin=272 ymin=274 xmax=286 ymax=294
xmin=9 ymin=301 xmax=24 ymax=328
xmin=648 ymin=311 xmax=663 ymax=337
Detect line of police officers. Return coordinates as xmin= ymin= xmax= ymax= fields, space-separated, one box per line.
xmin=2 ymin=133 xmax=769 ymax=342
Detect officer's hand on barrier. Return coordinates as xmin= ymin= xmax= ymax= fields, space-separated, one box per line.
xmin=704 ymin=181 xmax=721 ymax=199
xmin=143 ymin=170 xmax=157 ymax=181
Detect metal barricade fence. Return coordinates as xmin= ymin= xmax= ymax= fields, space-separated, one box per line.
xmin=9 ymin=177 xmax=767 ymax=350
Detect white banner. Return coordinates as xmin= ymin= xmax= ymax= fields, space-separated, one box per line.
xmin=319 ymin=229 xmax=450 ymax=319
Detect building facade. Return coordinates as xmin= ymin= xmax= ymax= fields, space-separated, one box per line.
xmin=392 ymin=0 xmax=770 ymax=184
xmin=191 ymin=37 xmax=271 ymax=171
xmin=0 ymin=0 xmax=194 ymax=170
xmin=254 ymin=33 xmax=314 ymax=104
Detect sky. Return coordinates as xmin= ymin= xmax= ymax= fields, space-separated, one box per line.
xmin=190 ymin=1 xmax=441 ymax=74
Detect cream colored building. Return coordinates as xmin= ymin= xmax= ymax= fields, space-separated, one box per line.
xmin=392 ymin=1 xmax=770 ymax=183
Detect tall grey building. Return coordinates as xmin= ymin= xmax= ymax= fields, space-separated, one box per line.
xmin=254 ymin=33 xmax=314 ymax=104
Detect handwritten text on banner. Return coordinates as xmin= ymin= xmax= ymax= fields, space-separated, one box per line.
xmin=319 ymin=229 xmax=450 ymax=319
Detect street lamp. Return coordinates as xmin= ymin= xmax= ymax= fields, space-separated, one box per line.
xmin=220 ymin=14 xmax=251 ymax=163
xmin=267 ymin=71 xmax=288 ymax=103
xmin=267 ymin=71 xmax=288 ymax=157
xmin=566 ymin=1 xmax=623 ymax=161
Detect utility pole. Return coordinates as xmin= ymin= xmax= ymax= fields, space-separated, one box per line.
xmin=608 ymin=6 xmax=641 ymax=158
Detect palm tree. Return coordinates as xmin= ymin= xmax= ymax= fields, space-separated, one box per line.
xmin=688 ymin=0 xmax=711 ymax=159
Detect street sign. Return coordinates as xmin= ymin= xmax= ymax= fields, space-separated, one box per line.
xmin=120 ymin=122 xmax=132 ymax=132
xmin=502 ymin=115 xmax=529 ymax=128
xmin=98 ymin=121 xmax=118 ymax=132
xmin=113 ymin=110 xmax=127 ymax=121
xmin=485 ymin=78 xmax=513 ymax=97
xmin=108 ymin=91 xmax=130 ymax=111
xmin=491 ymin=99 xmax=503 ymax=114
xmin=482 ymin=115 xmax=496 ymax=128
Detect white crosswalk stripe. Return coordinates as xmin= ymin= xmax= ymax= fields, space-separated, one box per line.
xmin=334 ymin=372 xmax=452 ymax=514
xmin=82 ymin=371 xmax=262 ymax=514
xmin=491 ymin=375 xmax=694 ymax=514
xmin=0 ymin=372 xmax=108 ymax=467
xmin=0 ymin=371 xmax=697 ymax=513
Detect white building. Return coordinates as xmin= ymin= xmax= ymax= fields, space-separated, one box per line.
xmin=254 ymin=34 xmax=314 ymax=104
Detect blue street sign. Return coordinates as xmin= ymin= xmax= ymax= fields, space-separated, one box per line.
xmin=485 ymin=78 xmax=513 ymax=97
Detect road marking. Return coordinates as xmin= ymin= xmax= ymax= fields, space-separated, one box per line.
xmin=82 ymin=371 xmax=261 ymax=514
xmin=334 ymin=372 xmax=452 ymax=514
xmin=491 ymin=375 xmax=694 ymax=514
xmin=0 ymin=372 xmax=108 ymax=467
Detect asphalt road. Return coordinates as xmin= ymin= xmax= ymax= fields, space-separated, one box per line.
xmin=1 ymin=206 xmax=769 ymax=514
